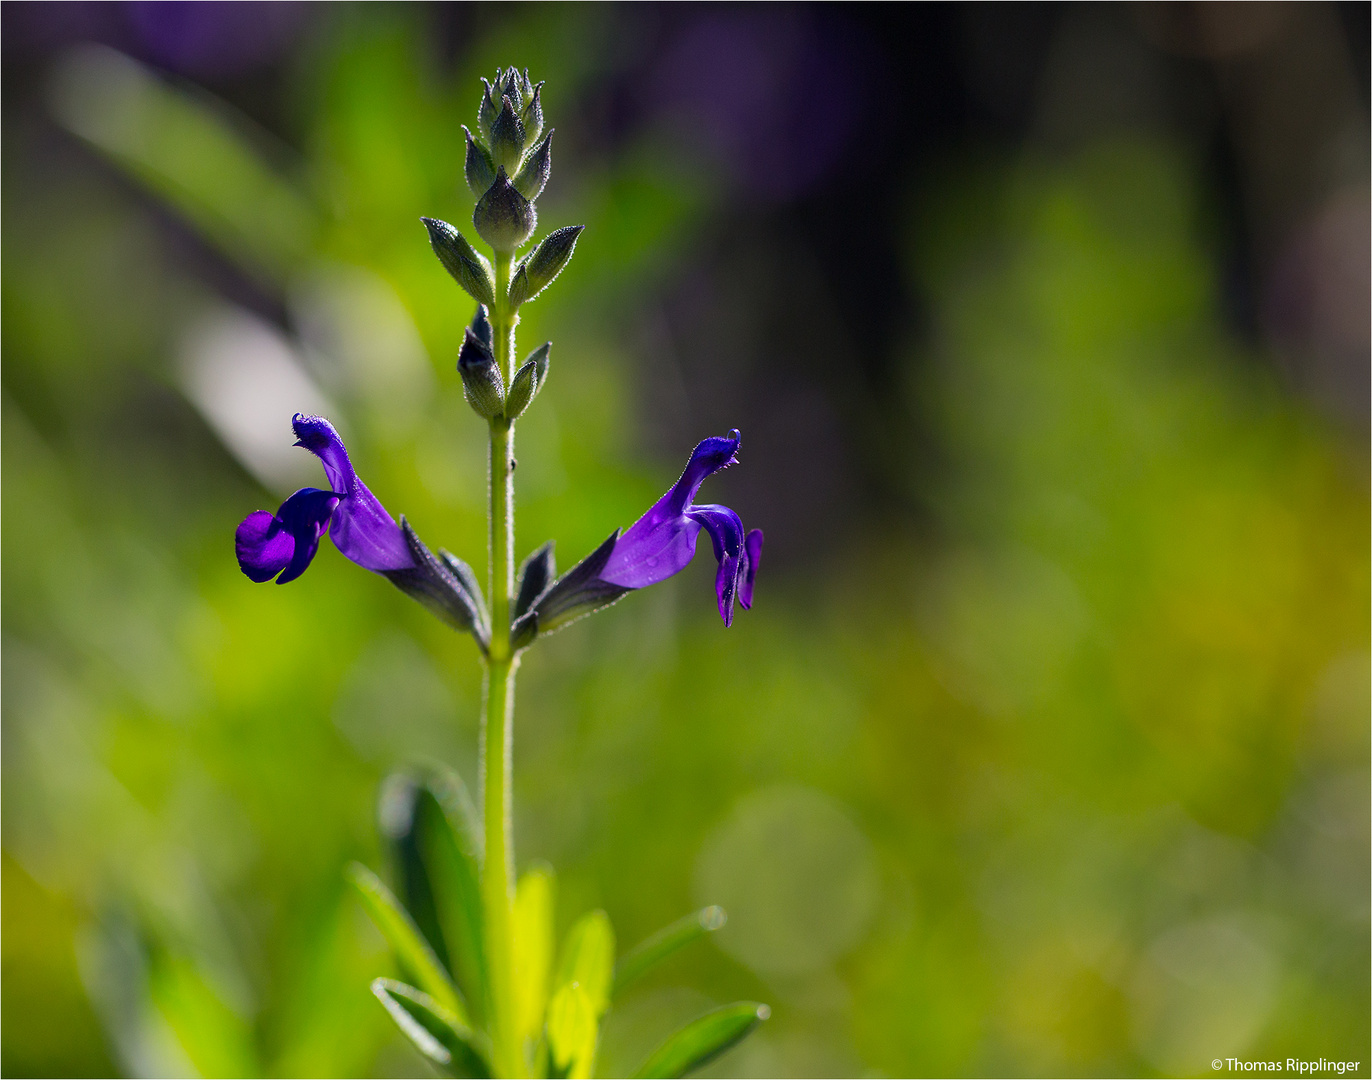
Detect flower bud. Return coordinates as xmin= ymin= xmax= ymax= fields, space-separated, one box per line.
xmin=508 ymin=224 xmax=583 ymax=306
xmin=521 ymin=82 xmax=544 ymax=146
xmin=512 ymin=130 xmax=552 ymax=201
xmin=490 ymin=96 xmax=526 ymax=174
xmin=422 ymin=217 xmax=495 ymax=308
xmin=478 ymin=77 xmax=500 ymax=144
xmin=473 ymin=167 xmax=536 ymax=253
xmin=457 ymin=327 xmax=505 ymax=418
xmin=498 ymin=67 xmax=524 ymax=112
xmin=463 ymin=126 xmax=496 ymax=196
xmin=503 ymin=342 xmax=550 ymax=418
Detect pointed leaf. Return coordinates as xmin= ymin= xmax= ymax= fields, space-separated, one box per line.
xmin=415 ymin=766 xmax=488 ymax=1022
xmin=371 ymin=978 xmax=491 ymax=1078
xmin=613 ymin=906 xmax=726 ymax=1000
xmin=380 ymin=773 xmax=453 ymax=976
xmin=347 ymin=863 xmax=467 ymax=1024
xmin=631 ymin=1002 xmax=770 ymax=1079
xmin=545 ymin=981 xmax=596 ymax=1079
xmin=554 ymin=910 xmax=614 ymax=1017
xmin=513 ymin=864 xmax=556 ymax=1042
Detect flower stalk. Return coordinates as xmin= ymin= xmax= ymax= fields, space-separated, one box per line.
xmin=232 ymin=64 xmax=769 ymax=1080
xmin=483 ymin=249 xmax=523 ymax=1076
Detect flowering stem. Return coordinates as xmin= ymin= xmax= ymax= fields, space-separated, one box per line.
xmin=481 ymin=249 xmax=524 ymax=1077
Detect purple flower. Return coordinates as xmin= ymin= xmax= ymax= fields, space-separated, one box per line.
xmin=234 ymin=416 xmax=490 ymax=644
xmin=515 ymin=430 xmax=763 ymax=644
xmin=235 ymin=414 xmax=413 ymax=583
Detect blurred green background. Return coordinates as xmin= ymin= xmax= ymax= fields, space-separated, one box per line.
xmin=3 ymin=3 xmax=1368 ymax=1077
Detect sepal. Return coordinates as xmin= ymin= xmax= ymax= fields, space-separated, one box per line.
xmin=463 ymin=126 xmax=496 ymax=196
xmin=383 ymin=518 xmax=491 ymax=649
xmin=510 ymin=530 xmax=629 ymax=649
xmin=521 ymin=82 xmax=545 ymax=146
xmin=473 ymin=168 xmax=536 ymax=253
xmin=509 ymin=225 xmax=583 ymax=305
xmin=512 ymin=130 xmax=552 ymax=200
xmin=422 ymin=218 xmax=495 ymax=308
xmin=514 ymin=540 xmax=555 ymax=621
xmin=504 ymin=342 xmax=550 ymax=418
xmin=457 ymin=328 xmax=506 ymax=419
xmin=469 ymin=304 xmax=493 ymax=351
xmin=478 ymin=78 xmax=500 ymax=144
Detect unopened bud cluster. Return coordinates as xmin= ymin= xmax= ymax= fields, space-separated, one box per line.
xmin=457 ymin=305 xmax=549 ymax=421
xmin=422 ymin=66 xmax=583 ymax=422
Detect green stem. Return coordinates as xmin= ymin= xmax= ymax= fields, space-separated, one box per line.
xmin=482 ymin=250 xmax=524 ymax=1077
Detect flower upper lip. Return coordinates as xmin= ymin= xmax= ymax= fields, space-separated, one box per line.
xmin=235 ymin=414 xmax=414 ymax=583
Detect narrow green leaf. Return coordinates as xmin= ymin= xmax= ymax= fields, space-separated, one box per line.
xmin=545 ymin=981 xmax=596 ymax=1080
xmin=613 ymin=906 xmax=726 ymax=1000
xmin=554 ymin=910 xmax=615 ymax=1017
xmin=415 ymin=768 xmax=488 ymax=1022
xmin=381 ymin=775 xmax=450 ymax=980
xmin=513 ymin=864 xmax=555 ymax=1042
xmin=631 ymin=1002 xmax=770 ymax=1079
xmin=371 ymin=978 xmax=491 ymax=1078
xmin=347 ymin=862 xmax=467 ymax=1024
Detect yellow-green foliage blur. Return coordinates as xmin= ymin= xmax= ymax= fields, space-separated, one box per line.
xmin=4 ymin=5 xmax=1367 ymax=1078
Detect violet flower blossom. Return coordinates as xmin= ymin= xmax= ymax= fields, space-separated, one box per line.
xmin=515 ymin=429 xmax=763 ymax=644
xmin=235 ymin=414 xmax=412 ymax=582
xmin=235 ymin=414 xmax=488 ymax=643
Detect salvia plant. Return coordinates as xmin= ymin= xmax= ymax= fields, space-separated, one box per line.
xmin=234 ymin=67 xmax=766 ymax=1078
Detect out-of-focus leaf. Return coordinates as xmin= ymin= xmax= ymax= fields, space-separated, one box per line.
xmin=631 ymin=1002 xmax=770 ymax=1079
xmin=147 ymin=950 xmax=258 ymax=1079
xmin=416 ymin=768 xmax=489 ymax=1024
xmin=371 ymin=978 xmax=491 ymax=1078
xmin=513 ymin=864 xmax=555 ymax=1042
xmin=46 ymin=44 xmax=314 ymax=284
xmin=544 ymin=980 xmax=595 ymax=1080
xmin=382 ymin=774 xmax=451 ymax=979
xmin=346 ymin=863 xmax=467 ymax=1025
xmin=553 ymin=910 xmax=615 ymax=1017
xmin=612 ymin=906 xmax=726 ymax=1000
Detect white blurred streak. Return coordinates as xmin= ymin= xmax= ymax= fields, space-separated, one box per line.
xmin=178 ymin=304 xmax=335 ymax=493
xmin=291 ymin=263 xmax=433 ymax=435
